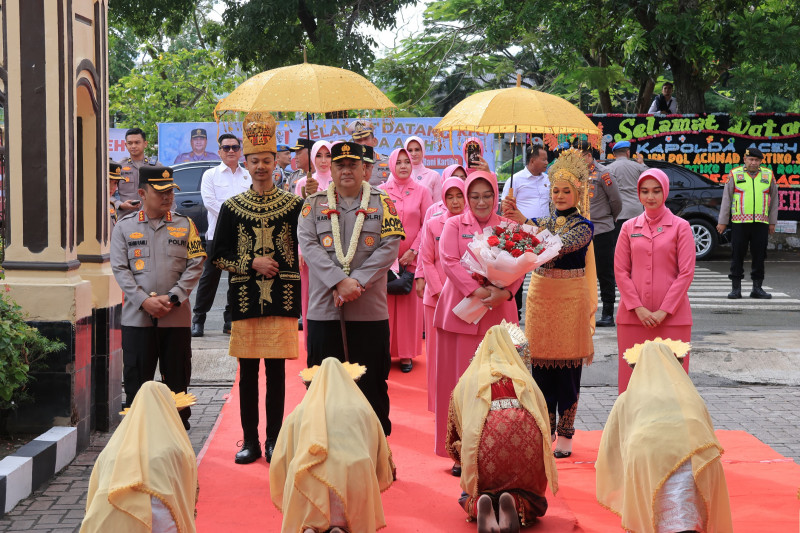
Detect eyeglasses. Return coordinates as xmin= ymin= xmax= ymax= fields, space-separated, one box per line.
xmin=220 ymin=145 xmax=241 ymax=152
xmin=468 ymin=193 xmax=495 ymax=203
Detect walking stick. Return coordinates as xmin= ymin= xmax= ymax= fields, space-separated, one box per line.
xmin=339 ymin=302 xmax=350 ymax=363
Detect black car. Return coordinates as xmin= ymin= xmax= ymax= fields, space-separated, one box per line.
xmin=171 ymin=160 xmax=220 ymax=241
xmin=602 ymin=159 xmax=730 ymax=260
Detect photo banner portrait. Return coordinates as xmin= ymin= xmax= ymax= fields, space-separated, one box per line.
xmin=582 ymin=113 xmax=800 ymax=221
xmin=157 ymin=118 xmax=495 ymax=172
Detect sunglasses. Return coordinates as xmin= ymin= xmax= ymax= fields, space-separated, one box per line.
xmin=220 ymin=145 xmax=241 ymax=152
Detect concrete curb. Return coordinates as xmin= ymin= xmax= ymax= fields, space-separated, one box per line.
xmin=0 ymin=426 xmax=77 ymax=516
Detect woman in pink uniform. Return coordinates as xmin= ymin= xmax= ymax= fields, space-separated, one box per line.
xmin=422 ymin=164 xmax=467 ymax=224
xmin=433 ymin=171 xmax=523 ymax=471
xmin=294 ymin=141 xmax=332 ymax=197
xmin=296 ymin=140 xmax=331 ymax=345
xmin=615 ymin=168 xmax=696 ymax=394
xmin=380 ymin=148 xmax=433 ymax=373
xmin=418 ymin=176 xmax=467 ymax=412
xmin=404 ymin=136 xmax=442 ymax=202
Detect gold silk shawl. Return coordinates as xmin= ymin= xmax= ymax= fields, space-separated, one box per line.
xmin=448 ymin=325 xmax=558 ymax=498
xmin=81 ymin=381 xmax=198 ymax=533
xmin=270 ymin=358 xmax=395 ymax=533
xmin=596 ymin=342 xmax=733 ymax=533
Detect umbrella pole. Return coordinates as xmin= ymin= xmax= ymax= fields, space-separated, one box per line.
xmin=306 ymin=112 xmax=312 ymax=183
xmin=509 ymin=125 xmax=517 ymax=197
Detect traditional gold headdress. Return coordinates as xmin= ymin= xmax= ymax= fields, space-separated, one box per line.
xmin=119 ymin=391 xmax=197 ymax=416
xmin=547 ymin=148 xmax=590 ymax=217
xmin=242 ymin=112 xmax=277 ymax=156
xmin=622 ymin=338 xmax=692 ymax=366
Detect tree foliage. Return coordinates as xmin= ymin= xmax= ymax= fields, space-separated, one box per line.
xmin=110 ymin=48 xmax=246 ymax=154
xmin=373 ymin=0 xmax=800 ymax=115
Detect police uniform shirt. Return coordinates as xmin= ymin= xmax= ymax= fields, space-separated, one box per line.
xmin=283 ymin=168 xmax=307 ymax=194
xmin=608 ymin=156 xmax=649 ymax=220
xmin=368 ymin=152 xmax=391 ymax=187
xmin=111 ymin=210 xmax=206 ymax=328
xmin=588 ymin=160 xmax=622 ymax=235
xmin=298 ymin=186 xmax=404 ymax=321
xmin=173 ymin=151 xmax=220 ymax=164
xmin=117 ymin=158 xmax=160 ymax=213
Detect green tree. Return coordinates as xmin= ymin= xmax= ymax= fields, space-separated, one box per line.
xmin=110 ymin=48 xmax=246 ymax=155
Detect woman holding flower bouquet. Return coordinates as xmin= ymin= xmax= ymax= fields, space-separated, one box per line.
xmin=379 ymin=147 xmax=433 ymax=373
xmin=418 ymin=174 xmax=467 ymax=412
xmin=524 ymin=149 xmax=596 ymax=459
xmin=433 ymin=171 xmax=524 ymax=467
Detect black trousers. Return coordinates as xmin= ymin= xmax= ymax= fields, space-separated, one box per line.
xmin=729 ymin=223 xmax=769 ymax=281
xmin=238 ymin=358 xmax=286 ymax=443
xmin=613 ymin=218 xmax=629 ymax=241
xmin=593 ymin=230 xmax=617 ymax=312
xmin=191 ymin=239 xmax=231 ymax=324
xmin=121 ymin=326 xmax=192 ymax=422
xmin=306 ymin=319 xmax=392 ymax=436
xmin=514 ymin=284 xmax=525 ymax=320
xmin=530 ymin=365 xmax=582 ymax=439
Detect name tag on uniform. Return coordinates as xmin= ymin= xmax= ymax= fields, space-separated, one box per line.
xmin=462 ymin=234 xmax=474 ymax=238
xmin=630 ymin=233 xmax=644 ymax=238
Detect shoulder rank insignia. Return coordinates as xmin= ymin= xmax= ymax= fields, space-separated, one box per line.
xmin=138 ymin=211 xmax=145 ymax=222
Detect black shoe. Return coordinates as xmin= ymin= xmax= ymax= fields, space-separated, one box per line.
xmin=596 ymin=314 xmax=615 ymax=327
xmin=400 ymin=360 xmax=413 ymax=373
xmin=553 ymin=450 xmax=572 ymax=459
xmin=750 ymin=280 xmax=772 ymax=299
xmin=265 ymin=439 xmax=277 ymax=463
xmin=451 ymin=463 xmax=461 ymax=477
xmin=728 ymin=280 xmax=742 ymax=299
xmin=223 ymin=322 xmax=232 ymax=334
xmin=191 ymin=323 xmax=204 ymax=337
xmin=235 ymin=441 xmax=261 ymax=464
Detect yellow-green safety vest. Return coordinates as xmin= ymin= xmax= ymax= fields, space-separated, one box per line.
xmin=730 ymin=166 xmax=772 ymax=224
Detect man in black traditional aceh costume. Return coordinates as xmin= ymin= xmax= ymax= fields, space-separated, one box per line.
xmin=211 ymin=112 xmax=304 ymax=465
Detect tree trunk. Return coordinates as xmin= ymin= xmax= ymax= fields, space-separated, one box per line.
xmin=635 ymin=78 xmax=655 ymax=114
xmin=670 ymin=59 xmax=706 ymax=114
xmin=598 ymin=89 xmax=613 ymax=113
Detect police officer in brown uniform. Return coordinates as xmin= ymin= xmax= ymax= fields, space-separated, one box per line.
xmin=117 ymin=127 xmax=160 ymax=219
xmin=348 ymin=120 xmax=391 ymax=186
xmin=574 ymin=139 xmax=622 ymax=326
xmin=298 ymin=141 xmax=404 ymax=436
xmin=108 ymin=160 xmax=127 ymax=224
xmin=110 ymin=164 xmax=206 ymax=429
xmin=284 ymin=138 xmax=314 ymax=193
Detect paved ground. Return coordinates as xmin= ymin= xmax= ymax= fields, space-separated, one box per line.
xmin=3 ymin=257 xmax=799 ymax=531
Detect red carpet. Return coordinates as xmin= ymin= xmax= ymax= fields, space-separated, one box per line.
xmin=196 ymin=334 xmax=800 ymax=532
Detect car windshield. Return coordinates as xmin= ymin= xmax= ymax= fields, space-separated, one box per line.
xmin=172 ymin=166 xmax=207 ymax=192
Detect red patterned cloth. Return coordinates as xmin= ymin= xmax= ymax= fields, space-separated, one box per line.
xmin=460 ymin=379 xmax=549 ymax=524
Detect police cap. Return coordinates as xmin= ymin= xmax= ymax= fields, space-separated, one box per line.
xmin=362 ymin=145 xmax=375 ymax=164
xmin=613 ymin=140 xmax=631 ymax=152
xmin=289 ymin=138 xmax=314 ymax=152
xmin=109 ymin=160 xmax=127 ymax=181
xmin=139 ymin=164 xmax=180 ymax=191
xmin=331 ymin=141 xmax=363 ymax=161
xmin=744 ymin=147 xmax=763 ymax=159
xmin=191 ymin=128 xmax=207 ymax=139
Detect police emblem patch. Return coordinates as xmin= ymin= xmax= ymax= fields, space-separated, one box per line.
xmin=364 ymin=235 xmax=375 ymax=246
xmin=301 ymin=204 xmax=312 ymax=218
xmin=322 ymin=235 xmax=333 ymax=247
xmin=129 ymin=232 xmax=144 ymax=239
xmin=170 ymin=231 xmax=187 ymax=238
xmin=134 ymin=259 xmax=145 ymax=270
xmin=382 ymin=196 xmax=397 ymax=216
xmin=134 ymin=249 xmax=142 ymax=258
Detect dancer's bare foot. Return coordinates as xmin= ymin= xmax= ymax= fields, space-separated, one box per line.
xmin=477 ymin=494 xmax=500 ymax=533
xmin=498 ymin=493 xmax=521 ymax=533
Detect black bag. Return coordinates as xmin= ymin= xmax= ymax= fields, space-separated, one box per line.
xmin=386 ymin=266 xmax=415 ymax=295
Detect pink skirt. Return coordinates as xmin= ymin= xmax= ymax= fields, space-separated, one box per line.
xmin=388 ymin=292 xmax=423 ymax=359
xmin=424 ymin=303 xmax=437 ymax=412
xmin=434 ymin=328 xmax=483 ymax=457
xmin=617 ymin=323 xmax=691 ymax=394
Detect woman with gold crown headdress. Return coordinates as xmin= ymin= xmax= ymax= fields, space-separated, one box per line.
xmin=522 ymin=148 xmax=597 ymax=459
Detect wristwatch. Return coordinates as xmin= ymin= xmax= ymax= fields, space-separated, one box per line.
xmin=168 ymin=293 xmax=180 ymax=306
xmin=410 ymin=249 xmax=418 ymax=256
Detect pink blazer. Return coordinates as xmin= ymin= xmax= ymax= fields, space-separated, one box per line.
xmin=379 ymin=178 xmax=432 ymax=272
xmin=614 ymin=211 xmax=696 ymax=326
xmin=433 ymin=211 xmax=522 ymax=335
xmin=419 ymin=208 xmax=449 ymax=307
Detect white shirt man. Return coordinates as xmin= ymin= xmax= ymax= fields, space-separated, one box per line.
xmin=500 ymin=145 xmax=551 ymax=220
xmin=192 ymin=135 xmax=252 ymax=337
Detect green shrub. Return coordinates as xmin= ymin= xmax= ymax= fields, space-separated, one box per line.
xmin=0 ymin=291 xmax=64 ymax=415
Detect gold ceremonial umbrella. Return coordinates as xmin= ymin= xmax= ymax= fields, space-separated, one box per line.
xmin=214 ymin=54 xmax=395 ymax=117
xmin=434 ymin=76 xmax=601 ymax=190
